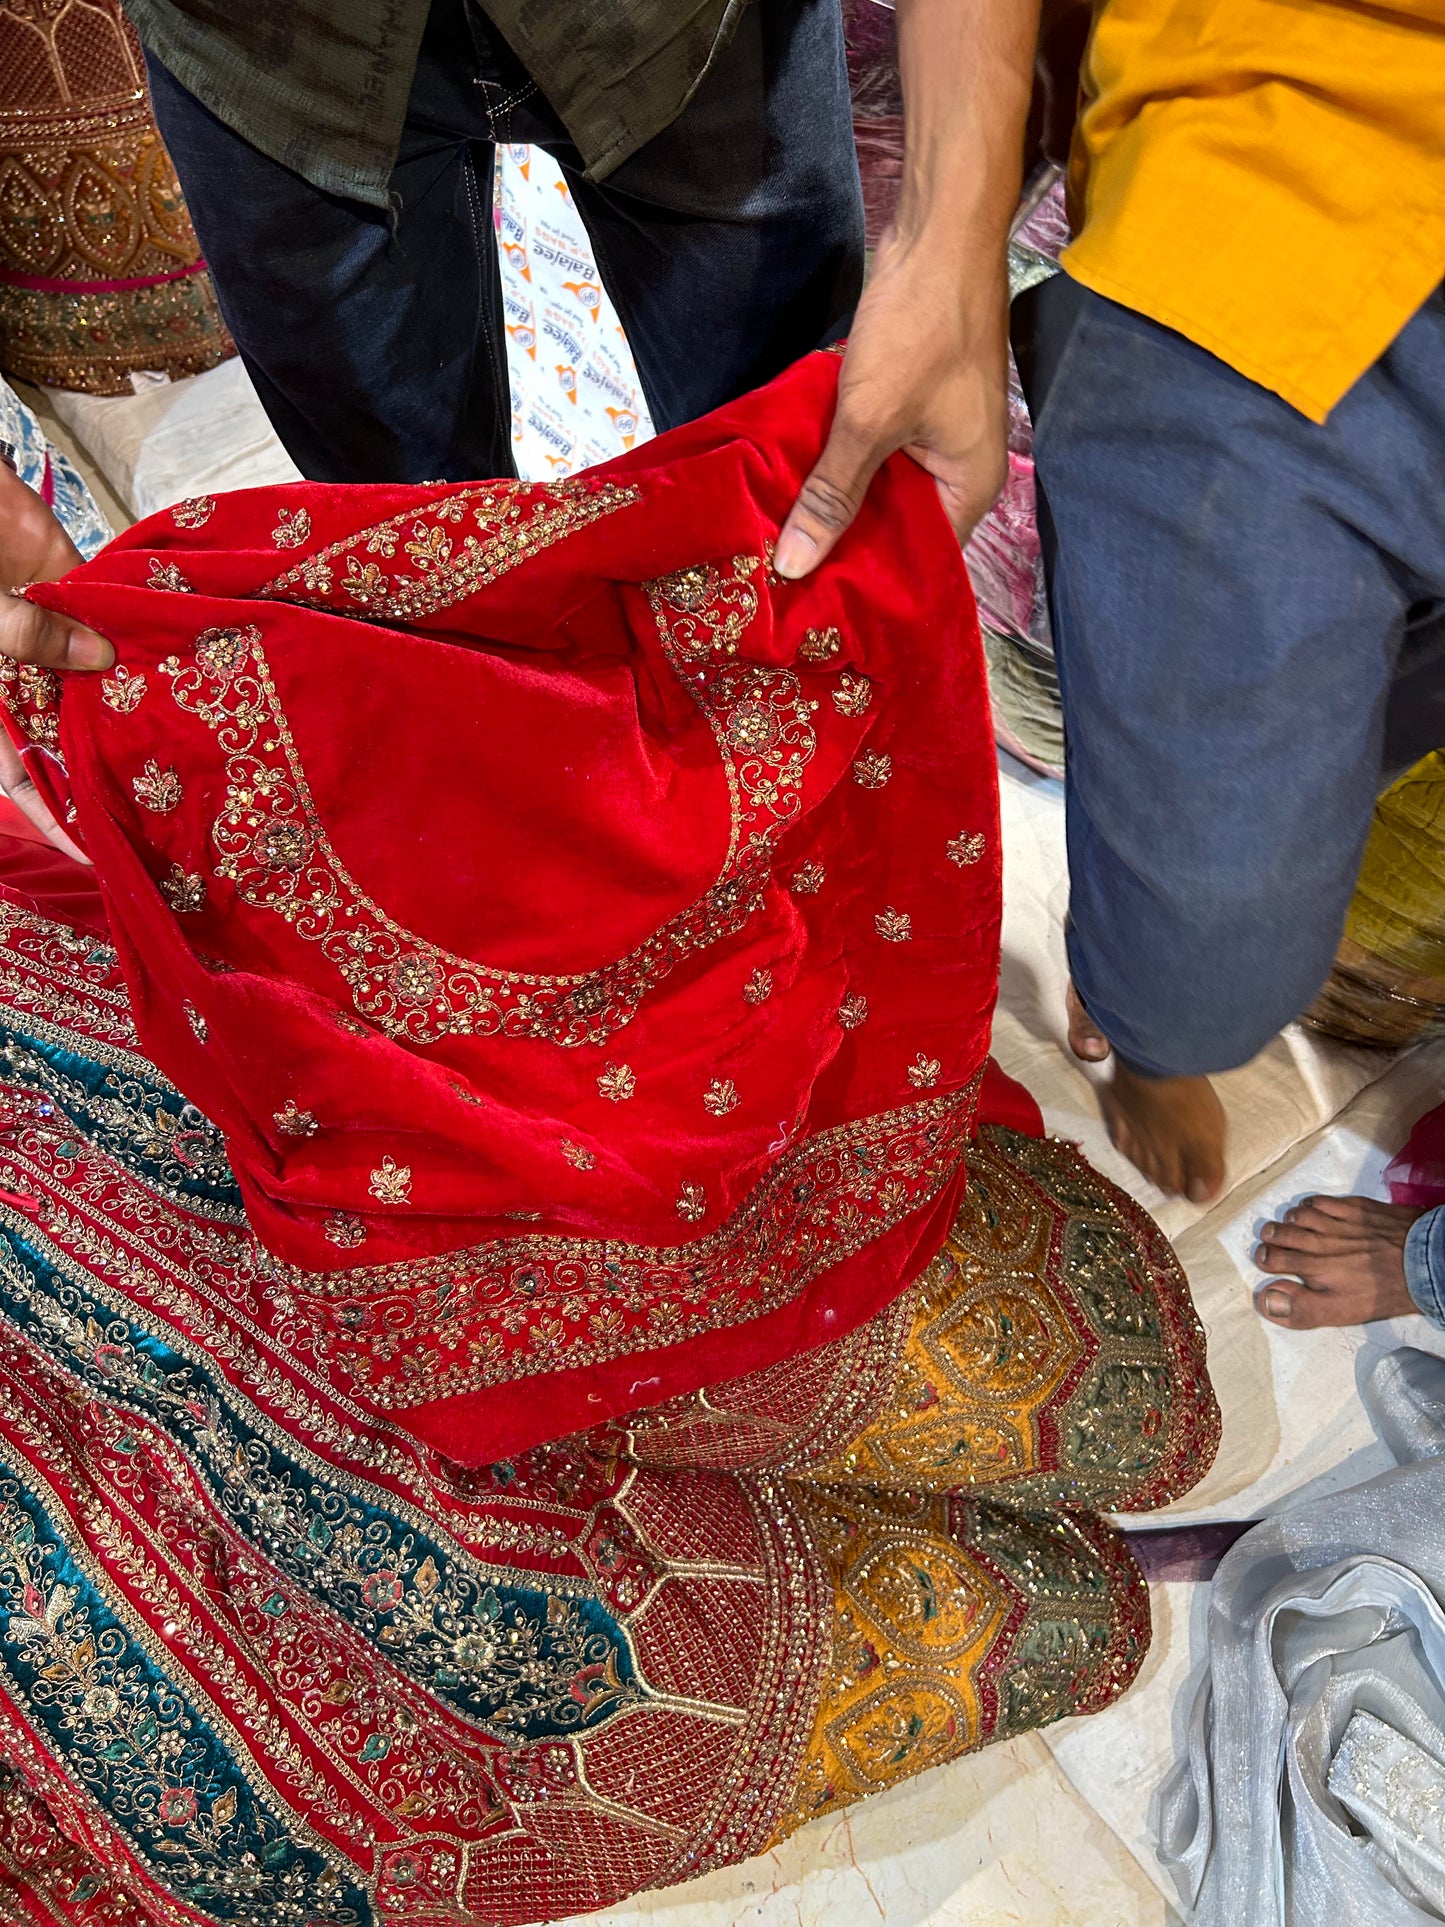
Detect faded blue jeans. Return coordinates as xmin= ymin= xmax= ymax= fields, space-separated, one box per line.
xmin=144 ymin=0 xmax=864 ymax=482
xmin=1407 ymin=1206 xmax=1445 ymax=1329
xmin=1016 ymin=274 xmax=1445 ymax=1080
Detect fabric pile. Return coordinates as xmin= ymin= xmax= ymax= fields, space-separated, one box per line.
xmin=0 ymin=375 xmax=111 ymax=560
xmin=0 ymin=0 xmax=232 ymax=395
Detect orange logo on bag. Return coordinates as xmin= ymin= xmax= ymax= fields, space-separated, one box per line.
xmin=503 ymin=241 xmax=532 ymax=281
xmin=605 ymin=406 xmax=638 ymax=448
xmin=556 ymin=364 xmax=578 ymax=403
xmin=562 ymin=279 xmax=602 ymax=319
xmin=507 ymin=321 xmax=536 ymax=358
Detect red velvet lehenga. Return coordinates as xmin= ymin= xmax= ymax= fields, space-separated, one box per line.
xmin=0 ymin=353 xmax=1217 ymax=1924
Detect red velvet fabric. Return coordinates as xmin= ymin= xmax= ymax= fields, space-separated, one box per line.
xmin=12 ymin=351 xmax=1014 ymax=1462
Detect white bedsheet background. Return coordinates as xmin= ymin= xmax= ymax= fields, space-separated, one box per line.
xmin=23 ymin=141 xmax=1443 ymax=1927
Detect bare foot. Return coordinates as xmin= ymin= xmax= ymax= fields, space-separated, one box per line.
xmin=1254 ymin=1194 xmax=1423 ymax=1328
xmin=1066 ymin=979 xmax=1227 ymax=1201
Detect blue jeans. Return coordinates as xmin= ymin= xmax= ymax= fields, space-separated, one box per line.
xmin=144 ymin=0 xmax=864 ymax=482
xmin=1016 ymin=273 xmax=1445 ymax=1079
xmin=1407 ymin=1206 xmax=1445 ymax=1328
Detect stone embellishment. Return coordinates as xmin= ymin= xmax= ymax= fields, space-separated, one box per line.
xmin=159 ymin=865 xmax=206 ymax=914
xmin=274 ymin=1100 xmax=318 ymax=1138
xmin=947 ymin=831 xmax=987 ymax=867
xmin=272 ymin=506 xmax=312 ymax=549
xmin=703 ymin=1078 xmax=740 ymax=1117
xmin=908 ymin=1054 xmax=942 ymax=1089
xmin=171 ymin=496 xmax=215 ymax=529
xmin=147 ymin=560 xmax=192 ymax=593
xmin=831 ymin=674 xmax=872 ymax=717
xmin=853 ymin=752 xmax=892 ymax=790
xmin=789 ymin=863 xmax=825 ymax=896
xmin=324 ymin=1212 xmax=366 ymax=1250
xmin=560 ymin=1139 xmax=596 ymax=1171
xmin=838 ymin=993 xmax=869 ymax=1030
xmin=875 ymin=908 xmax=913 ymax=943
xmin=676 ymin=1181 xmax=707 ymax=1224
xmin=597 ymin=1063 xmax=636 ymax=1102
xmin=132 ymin=761 xmax=182 ymax=813
xmin=799 ymin=626 xmax=842 ymax=662
xmin=369 ymin=1156 xmax=412 ymax=1204
xmin=100 ymin=666 xmax=147 ymax=713
xmin=183 ymin=1001 xmax=208 ymax=1043
xmin=742 ymin=967 xmax=773 ymax=1005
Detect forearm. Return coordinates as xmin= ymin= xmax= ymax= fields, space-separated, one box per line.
xmin=893 ymin=0 xmax=1041 ymax=265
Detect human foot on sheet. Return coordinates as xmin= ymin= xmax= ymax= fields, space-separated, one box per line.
xmin=1254 ymin=1195 xmax=1421 ymax=1328
xmin=1066 ymin=981 xmax=1227 ymax=1203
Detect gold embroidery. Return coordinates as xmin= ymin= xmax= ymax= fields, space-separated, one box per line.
xmin=324 ymin=1212 xmax=366 ymax=1250
xmin=790 ymin=864 xmax=825 ymax=895
xmin=164 ymin=549 xmax=814 ymax=1050
xmin=875 ymin=909 xmax=912 ymax=943
xmin=703 ymin=1078 xmax=740 ymax=1117
xmin=907 ymin=1055 xmax=941 ymax=1089
xmin=260 ymin=478 xmax=640 ymax=624
xmin=158 ymin=866 xmax=206 ymax=915
xmin=100 ymin=667 xmax=147 ymax=713
xmin=183 ymin=1001 xmax=207 ymax=1043
xmin=146 ymin=560 xmax=192 ymax=593
xmin=853 ymin=753 xmax=892 ymax=790
xmin=743 ymin=967 xmax=774 ymax=1005
xmin=368 ymin=1157 xmax=412 ymax=1204
xmin=560 ymin=1139 xmax=596 ymax=1171
xmin=0 ymin=662 xmax=60 ymax=749
xmin=947 ymin=832 xmax=987 ymax=867
xmin=131 ymin=761 xmax=181 ymax=814
xmin=831 ymin=675 xmax=872 ymax=717
xmin=650 ymin=556 xmax=760 ymax=658
xmin=596 ymin=1063 xmax=635 ymax=1103
xmin=171 ymin=497 xmax=215 ymax=529
xmin=838 ymin=994 xmax=868 ymax=1030
xmin=271 ymin=507 xmax=311 ymax=549
xmin=676 ymin=1181 xmax=707 ymax=1223
xmin=273 ymin=1100 xmax=318 ymax=1138
xmin=800 ymin=627 xmax=842 ymax=663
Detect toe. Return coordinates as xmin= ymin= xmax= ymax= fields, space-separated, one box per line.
xmin=1067 ymin=981 xmax=1112 ymax=1063
xmin=1256 ymin=1282 xmax=1303 ymax=1325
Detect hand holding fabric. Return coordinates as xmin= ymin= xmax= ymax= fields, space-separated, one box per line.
xmin=0 ymin=461 xmax=110 ymax=862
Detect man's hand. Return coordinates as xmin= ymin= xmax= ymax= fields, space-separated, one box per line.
xmin=775 ymin=0 xmax=1039 ymax=581
xmin=774 ymin=234 xmax=1009 ymax=577
xmin=0 ymin=460 xmax=112 ymax=863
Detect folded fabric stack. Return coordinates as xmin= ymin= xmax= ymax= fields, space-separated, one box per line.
xmin=0 ymin=0 xmax=233 ymax=395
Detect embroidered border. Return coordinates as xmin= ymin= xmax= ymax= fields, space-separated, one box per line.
xmin=272 ymin=1076 xmax=982 ymax=1411
xmin=156 ymin=554 xmax=815 ymax=1047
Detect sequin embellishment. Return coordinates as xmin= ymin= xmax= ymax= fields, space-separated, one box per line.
xmin=908 ymin=1055 xmax=941 ymax=1089
xmin=272 ymin=507 xmax=311 ymax=548
xmin=853 ymin=753 xmax=892 ymax=790
xmin=676 ymin=1181 xmax=707 ymax=1223
xmin=838 ymin=994 xmax=869 ymax=1029
xmin=831 ymin=675 xmax=872 ymax=717
xmin=703 ymin=1078 xmax=740 ymax=1117
xmin=875 ymin=909 xmax=912 ymax=943
xmin=597 ymin=1064 xmax=636 ymax=1103
xmin=100 ymin=667 xmax=147 ymax=713
xmin=159 ymin=865 xmax=205 ymax=914
xmin=947 ymin=832 xmax=987 ymax=867
xmin=171 ymin=496 xmax=215 ymax=528
xmin=368 ymin=1157 xmax=412 ymax=1204
xmin=132 ymin=762 xmax=181 ymax=813
xmin=273 ymin=1100 xmax=318 ymax=1138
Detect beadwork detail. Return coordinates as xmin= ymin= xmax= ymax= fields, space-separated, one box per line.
xmin=171 ymin=496 xmax=215 ymax=529
xmin=131 ymin=761 xmax=181 ymax=813
xmin=324 ymin=1210 xmax=367 ymax=1249
xmin=676 ymin=1181 xmax=707 ymax=1223
xmin=838 ymin=994 xmax=869 ymax=1030
xmin=158 ymin=866 xmax=205 ymax=914
xmin=147 ymin=560 xmax=191 ymax=594
xmin=907 ymin=1054 xmax=941 ymax=1089
xmin=273 ymin=1100 xmax=318 ymax=1138
xmin=561 ymin=1139 xmax=596 ymax=1171
xmin=947 ymin=832 xmax=987 ymax=867
xmin=875 ymin=909 xmax=912 ymax=943
xmin=271 ymin=507 xmax=311 ymax=549
xmin=831 ymin=674 xmax=872 ymax=717
xmin=800 ymin=627 xmax=842 ymax=663
xmin=790 ymin=864 xmax=825 ymax=896
xmin=183 ymin=1001 xmax=207 ymax=1043
xmin=596 ymin=1063 xmax=636 ymax=1103
xmin=368 ymin=1156 xmax=412 ymax=1204
xmin=743 ymin=967 xmax=774 ymax=1005
xmin=703 ymin=1078 xmax=740 ymax=1117
xmin=100 ymin=666 xmax=147 ymax=713
xmin=853 ymin=753 xmax=892 ymax=790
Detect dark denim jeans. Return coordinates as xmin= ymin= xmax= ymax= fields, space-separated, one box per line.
xmin=1016 ymin=273 xmax=1445 ymax=1080
xmin=145 ymin=0 xmax=864 ymax=482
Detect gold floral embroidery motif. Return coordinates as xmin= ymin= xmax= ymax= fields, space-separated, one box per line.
xmin=163 ymin=549 xmax=816 ymax=1049
xmin=853 ymin=752 xmax=892 ymax=790
xmin=790 ymin=864 xmax=825 ymax=896
xmin=676 ymin=1181 xmax=707 ymax=1223
xmin=560 ymin=1138 xmax=596 ymax=1171
xmin=875 ymin=908 xmax=912 ymax=943
xmin=271 ymin=507 xmax=311 ymax=549
xmin=947 ymin=832 xmax=987 ymax=867
xmin=838 ymin=993 xmax=869 ymax=1029
xmin=158 ymin=865 xmax=205 ymax=914
xmin=260 ymin=477 xmax=640 ymax=623
xmin=831 ymin=675 xmax=872 ymax=717
xmin=800 ymin=627 xmax=842 ymax=662
xmin=324 ymin=1211 xmax=366 ymax=1249
xmin=100 ymin=667 xmax=147 ymax=713
xmin=171 ymin=496 xmax=215 ymax=529
xmin=743 ymin=967 xmax=773 ymax=1005
xmin=650 ymin=556 xmax=759 ymax=659
xmin=703 ymin=1078 xmax=740 ymax=1117
xmin=146 ymin=560 xmax=192 ymax=593
xmin=0 ymin=662 xmax=60 ymax=749
xmin=368 ymin=1156 xmax=412 ymax=1204
xmin=273 ymin=1100 xmax=318 ymax=1138
xmin=908 ymin=1054 xmax=941 ymax=1089
xmin=183 ymin=1001 xmax=207 ymax=1042
xmin=131 ymin=762 xmax=181 ymax=814
xmin=596 ymin=1063 xmax=635 ymax=1103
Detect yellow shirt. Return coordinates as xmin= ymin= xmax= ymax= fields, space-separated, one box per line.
xmin=1063 ymin=0 xmax=1445 ymax=421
